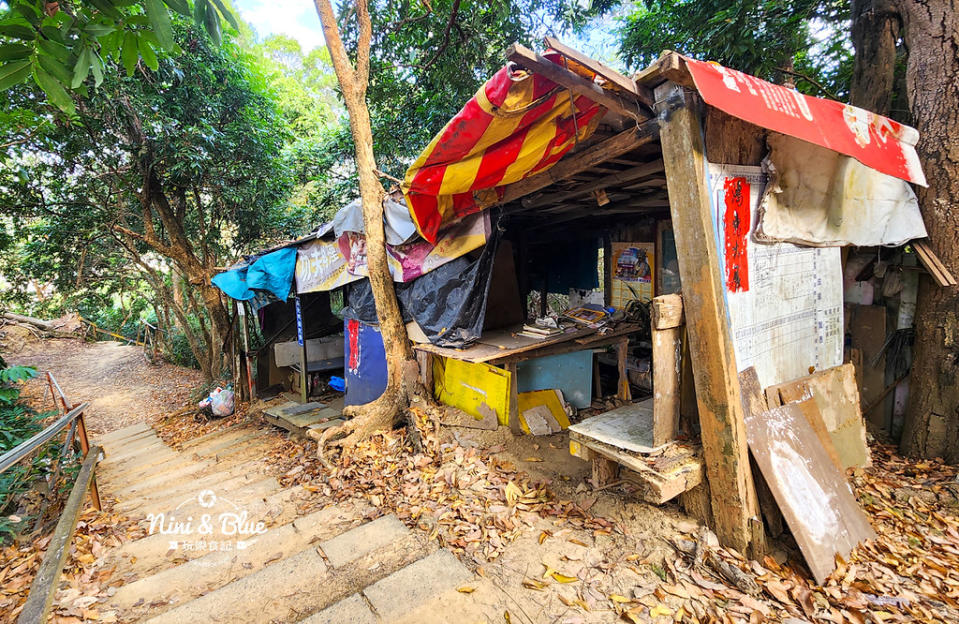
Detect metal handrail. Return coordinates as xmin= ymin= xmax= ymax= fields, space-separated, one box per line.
xmin=0 ymin=402 xmax=89 ymax=475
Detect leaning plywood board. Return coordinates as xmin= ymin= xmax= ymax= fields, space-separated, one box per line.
xmin=708 ymin=163 xmax=843 ymax=389
xmin=517 ymin=389 xmax=570 ymax=435
xmin=765 ymin=363 xmax=870 ymax=469
xmin=433 ymin=357 xmax=511 ymax=426
xmin=744 ymin=402 xmax=875 ymax=584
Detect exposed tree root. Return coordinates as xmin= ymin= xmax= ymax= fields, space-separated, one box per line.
xmin=311 ymin=357 xmax=436 ymax=467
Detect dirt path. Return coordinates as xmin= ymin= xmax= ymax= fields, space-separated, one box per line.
xmin=7 ymin=337 xmax=204 ymax=436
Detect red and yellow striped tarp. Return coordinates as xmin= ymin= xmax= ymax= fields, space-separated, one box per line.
xmin=402 ymin=52 xmax=606 ymax=243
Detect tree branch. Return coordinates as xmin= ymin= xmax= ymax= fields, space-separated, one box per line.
xmin=776 ymin=66 xmax=840 ymax=101
xmin=314 ymin=0 xmax=359 ymax=94
xmin=416 ymin=0 xmax=461 ymax=70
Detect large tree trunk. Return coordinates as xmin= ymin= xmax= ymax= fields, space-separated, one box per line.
xmin=849 ymin=0 xmax=900 ymax=116
xmin=313 ymin=0 xmax=427 ymax=450
xmin=896 ymin=0 xmax=959 ymax=462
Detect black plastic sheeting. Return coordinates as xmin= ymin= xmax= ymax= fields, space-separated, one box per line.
xmin=341 ymin=221 xmax=503 ymax=348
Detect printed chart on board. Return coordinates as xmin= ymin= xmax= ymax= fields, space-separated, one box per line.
xmin=708 ymin=163 xmax=843 ymax=388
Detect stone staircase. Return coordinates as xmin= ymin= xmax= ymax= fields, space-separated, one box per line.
xmin=80 ymin=422 xmax=500 ymax=623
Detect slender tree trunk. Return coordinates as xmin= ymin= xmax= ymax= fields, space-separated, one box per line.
xmin=313 ymin=0 xmax=427 ymax=449
xmin=895 ymin=0 xmax=959 ymax=462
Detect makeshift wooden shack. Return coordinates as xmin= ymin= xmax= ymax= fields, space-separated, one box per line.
xmin=390 ymin=40 xmax=937 ymax=577
xmin=212 ymin=40 xmax=944 ymax=579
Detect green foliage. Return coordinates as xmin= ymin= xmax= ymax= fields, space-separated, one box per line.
xmin=0 ymin=0 xmax=238 ymax=114
xmin=618 ymin=0 xmax=853 ymax=99
xmin=0 ymin=362 xmax=72 ymax=544
xmin=0 ymin=364 xmax=36 ymax=407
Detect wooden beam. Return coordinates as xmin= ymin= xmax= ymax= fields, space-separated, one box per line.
xmin=634 ymin=50 xmax=693 ymax=89
xmin=19 ymin=447 xmax=102 ymax=624
xmin=499 ymin=122 xmax=659 ymax=205
xmin=656 ymin=82 xmax=760 ymax=554
xmin=523 ymin=159 xmax=665 ymax=208
xmin=506 ymin=43 xmax=649 ymax=122
xmin=544 ymin=36 xmax=654 ymax=107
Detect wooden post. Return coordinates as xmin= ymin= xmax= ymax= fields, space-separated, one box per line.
xmin=416 ymin=351 xmax=434 ymax=392
xmin=295 ymin=296 xmax=308 ymax=404
xmin=652 ymin=294 xmax=683 ymax=446
xmin=237 ymin=301 xmax=256 ymax=400
xmin=615 ymin=337 xmax=631 ymax=401
xmin=506 ymin=362 xmax=521 ymax=434
xmin=656 ymin=82 xmax=759 ymax=554
xmin=602 ymin=234 xmax=613 ymax=307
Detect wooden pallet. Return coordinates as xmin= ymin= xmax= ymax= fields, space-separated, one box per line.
xmin=263 ymin=400 xmax=345 ymax=439
xmin=568 ymin=430 xmax=702 ymax=504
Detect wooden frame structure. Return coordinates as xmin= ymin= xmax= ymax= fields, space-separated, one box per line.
xmin=414 ymin=45 xmax=767 ymax=555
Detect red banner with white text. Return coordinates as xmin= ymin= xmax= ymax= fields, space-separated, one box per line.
xmin=684 ymin=57 xmax=926 ymax=187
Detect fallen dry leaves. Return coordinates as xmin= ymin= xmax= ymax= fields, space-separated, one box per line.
xmin=633 ymin=443 xmax=959 ymax=624
xmin=0 ymin=506 xmax=143 ymax=624
xmin=269 ymin=407 xmax=619 ymax=566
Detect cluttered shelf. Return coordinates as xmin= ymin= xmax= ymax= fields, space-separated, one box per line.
xmin=412 ymin=306 xmax=647 ymax=366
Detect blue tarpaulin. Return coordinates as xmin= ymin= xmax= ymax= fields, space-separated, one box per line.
xmin=211 ymin=247 xmax=298 ymax=301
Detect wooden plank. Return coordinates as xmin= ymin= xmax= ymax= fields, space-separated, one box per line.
xmin=507 ymin=362 xmax=521 ymax=435
xmin=795 ymin=399 xmax=845 ymax=473
xmin=633 ymin=51 xmax=692 ymax=88
xmin=19 ymin=447 xmax=102 ymax=624
xmin=744 ymin=402 xmax=876 ymax=584
xmin=849 ymin=305 xmax=888 ymax=430
xmin=522 ymin=160 xmax=665 ymax=209
xmin=543 ymin=36 xmax=653 ymax=105
xmin=652 ymin=324 xmax=682 ymax=446
xmin=652 ymin=293 xmax=684 ymax=329
xmin=592 ymin=455 xmax=619 ymax=487
xmin=737 ymin=368 xmax=771 ymax=558
xmin=499 ymin=122 xmax=659 ymax=205
xmin=765 ymin=363 xmax=870 ymax=469
xmin=506 ymin=43 xmax=648 ymax=121
xmin=656 ymin=81 xmax=759 ymax=553
xmin=568 ymin=398 xmax=657 ymax=453
xmin=913 ymin=238 xmax=957 ymax=286
xmin=413 ymin=341 xmax=514 ymax=364
xmin=574 ymin=322 xmax=643 ymax=344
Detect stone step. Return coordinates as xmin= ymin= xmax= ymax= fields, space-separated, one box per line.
xmin=99 ymin=430 xmax=158 ymax=456
xmin=112 ymin=466 xmax=274 ymax=515
xmin=110 ymin=444 xmax=274 ymax=499
xmin=130 ymin=478 xmax=286 ymax=533
xmin=175 ymin=422 xmax=250 ymax=450
xmin=299 ymin=550 xmax=476 ymax=624
xmin=140 ymin=515 xmax=428 ymax=624
xmin=96 ymin=422 xmax=153 ymax=445
xmin=100 ymin=426 xmax=258 ymax=474
xmin=176 ymin=425 xmax=256 ymax=452
xmin=98 ymin=447 xmax=180 ymax=478
xmin=108 ymin=481 xmax=300 ymax=578
xmin=109 ymin=502 xmax=372 ymax=619
xmin=101 ymin=434 xmax=271 ymax=487
xmin=99 ymin=452 xmax=193 ymax=486
xmin=104 ymin=435 xmax=165 ymax=462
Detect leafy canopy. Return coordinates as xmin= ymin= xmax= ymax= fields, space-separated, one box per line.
xmin=0 ymin=0 xmax=237 ymax=115
xmin=618 ymin=0 xmax=852 ymax=100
